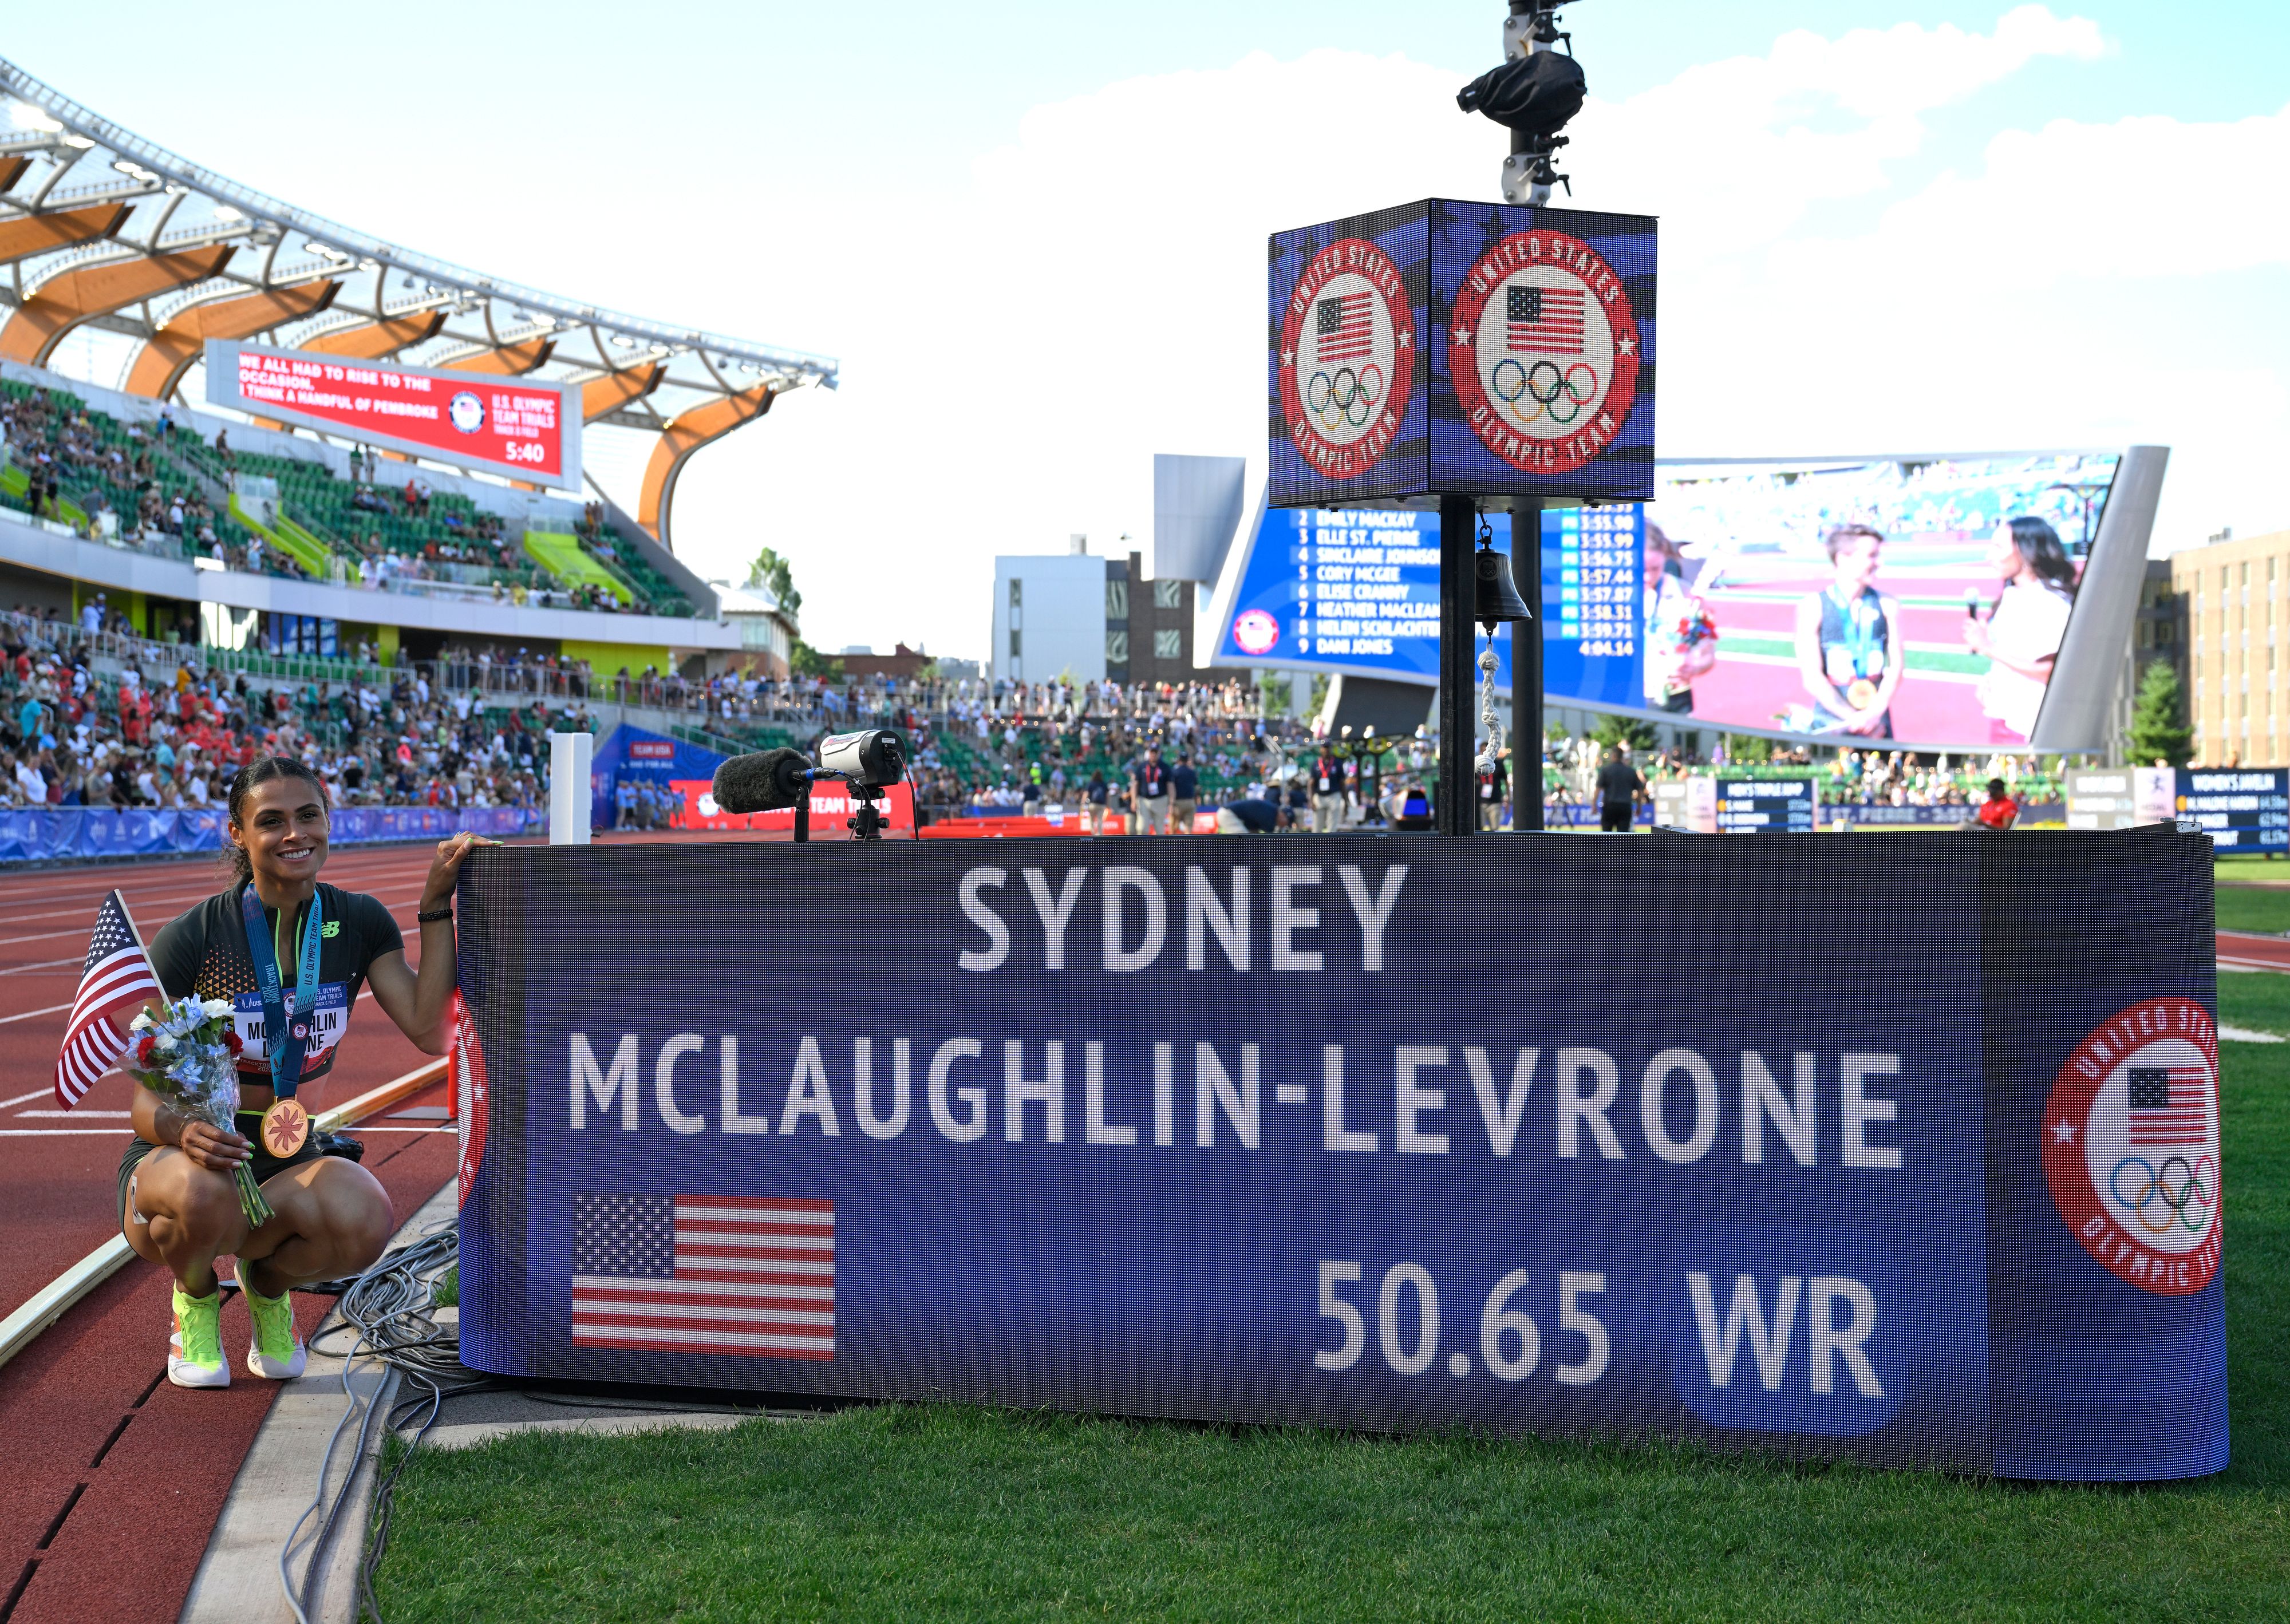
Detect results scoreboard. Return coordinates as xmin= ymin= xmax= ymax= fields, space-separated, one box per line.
xmin=1541 ymin=505 xmax=1644 ymax=711
xmin=1715 ymin=776 xmax=1818 ymax=833
xmin=2177 ymin=768 xmax=2290 ymax=850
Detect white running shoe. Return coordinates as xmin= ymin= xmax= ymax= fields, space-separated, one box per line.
xmin=168 ymin=1285 xmax=231 ymax=1389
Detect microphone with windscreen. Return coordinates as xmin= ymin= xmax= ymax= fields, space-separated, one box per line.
xmin=712 ymin=748 xmax=811 ymax=813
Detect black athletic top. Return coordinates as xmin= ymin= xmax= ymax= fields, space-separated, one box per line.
xmin=150 ymin=881 xmax=404 ymax=1087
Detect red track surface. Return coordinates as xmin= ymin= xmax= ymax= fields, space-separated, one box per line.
xmin=2218 ymin=930 xmax=2290 ymax=972
xmin=0 ymin=831 xmax=775 ymax=1623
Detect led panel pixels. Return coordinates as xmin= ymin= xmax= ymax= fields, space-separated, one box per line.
xmin=1269 ymin=199 xmax=1657 ymax=508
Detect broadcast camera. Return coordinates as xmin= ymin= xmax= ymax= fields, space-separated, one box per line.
xmin=710 ymin=728 xmax=909 ymax=843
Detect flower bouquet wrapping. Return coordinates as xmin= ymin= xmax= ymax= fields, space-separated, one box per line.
xmin=125 ymin=996 xmax=273 ymax=1228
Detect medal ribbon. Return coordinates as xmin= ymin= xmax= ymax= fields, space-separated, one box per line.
xmin=241 ymin=884 xmax=325 ymax=1100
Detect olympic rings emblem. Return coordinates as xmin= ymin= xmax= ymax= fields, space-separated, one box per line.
xmin=1490 ymin=358 xmax=1600 ymax=427
xmin=1306 ymin=363 xmax=1386 ymax=430
xmin=2109 ymin=1153 xmax=2217 ymax=1236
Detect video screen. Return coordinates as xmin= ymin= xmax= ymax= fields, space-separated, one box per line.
xmin=1641 ymin=454 xmax=2121 ymax=746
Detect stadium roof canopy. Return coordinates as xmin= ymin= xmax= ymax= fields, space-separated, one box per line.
xmin=0 ymin=57 xmax=836 ymax=550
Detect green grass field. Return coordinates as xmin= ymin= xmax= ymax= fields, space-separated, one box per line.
xmin=370 ymin=962 xmax=2290 ymax=1622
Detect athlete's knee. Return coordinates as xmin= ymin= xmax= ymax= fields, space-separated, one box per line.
xmin=337 ymin=1183 xmax=395 ymax=1266
xmin=154 ymin=1168 xmax=244 ymax=1250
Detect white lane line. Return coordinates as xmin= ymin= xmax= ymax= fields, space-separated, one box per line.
xmin=0 ymin=876 xmax=432 ymax=935
xmin=0 ymin=1001 xmax=69 ymax=1025
xmin=0 ymin=957 xmax=82 ymax=977
xmin=14 ymin=1109 xmax=129 ymax=1118
xmin=0 ymin=1087 xmax=58 ymax=1111
xmin=0 ymin=1129 xmax=131 ymax=1136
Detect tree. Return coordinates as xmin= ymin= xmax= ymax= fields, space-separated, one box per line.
xmin=747 ymin=547 xmax=801 ymax=617
xmin=1590 ymin=712 xmax=1657 ymax=752
xmin=2125 ymin=658 xmax=2193 ymax=766
xmin=789 ymin=638 xmax=842 ymax=680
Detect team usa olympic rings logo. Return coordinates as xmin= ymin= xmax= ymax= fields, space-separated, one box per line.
xmin=2110 ymin=1153 xmax=2217 ymax=1235
xmin=2042 ymin=997 xmax=2222 ymax=1295
xmin=1305 ymin=363 xmax=1385 ymax=429
xmin=1491 ymin=358 xmax=1600 ymax=426
xmin=1276 ymin=236 xmax=1416 ymax=483
xmin=1447 ymin=228 xmax=1641 ymax=478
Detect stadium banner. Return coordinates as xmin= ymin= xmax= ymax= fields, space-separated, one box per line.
xmin=204 ymin=340 xmax=582 ymax=488
xmin=455 ymin=832 xmax=2224 ymax=1480
xmin=1269 ymin=201 xmax=1656 ymax=508
xmin=590 ymin=725 xmax=727 ymax=832
xmin=0 ymin=805 xmax=536 ymax=864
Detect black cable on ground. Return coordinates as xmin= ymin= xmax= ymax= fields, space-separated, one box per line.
xmin=279 ymin=1222 xmax=470 ymax=1624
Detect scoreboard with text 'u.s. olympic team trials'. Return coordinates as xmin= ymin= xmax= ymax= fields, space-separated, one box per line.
xmin=204 ymin=339 xmax=582 ymax=488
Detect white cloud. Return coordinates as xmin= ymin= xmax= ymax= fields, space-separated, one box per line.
xmin=667 ymin=7 xmax=2285 ymax=656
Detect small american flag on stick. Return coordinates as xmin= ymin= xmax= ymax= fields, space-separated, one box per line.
xmin=1316 ymin=294 xmax=1374 ymax=361
xmin=56 ymin=890 xmax=161 ymax=1108
xmin=2126 ymin=1065 xmax=2209 ymax=1146
xmin=1508 ymin=282 xmax=1585 ymax=354
xmin=572 ymin=1194 xmax=835 ymax=1360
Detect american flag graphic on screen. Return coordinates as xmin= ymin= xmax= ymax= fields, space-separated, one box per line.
xmin=572 ymin=1194 xmax=834 ymax=1360
xmin=2126 ymin=1065 xmax=2209 ymax=1145
xmin=55 ymin=891 xmax=161 ymax=1108
xmin=1508 ymin=283 xmax=1585 ymax=354
xmin=1316 ymin=294 xmax=1373 ymax=361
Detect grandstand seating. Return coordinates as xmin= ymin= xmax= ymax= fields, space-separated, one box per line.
xmin=1 ymin=373 xmax=696 ymax=614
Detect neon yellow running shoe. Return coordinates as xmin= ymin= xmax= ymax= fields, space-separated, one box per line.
xmin=168 ymin=1285 xmax=230 ymax=1389
xmin=244 ymin=1282 xmax=307 ymax=1380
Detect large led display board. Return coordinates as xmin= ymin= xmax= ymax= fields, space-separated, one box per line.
xmin=1215 ymin=451 xmax=2148 ymax=752
xmin=457 ymin=835 xmax=2226 ymax=1480
xmin=1268 ymin=200 xmax=1656 ymax=507
xmin=204 ymin=340 xmax=582 ymax=487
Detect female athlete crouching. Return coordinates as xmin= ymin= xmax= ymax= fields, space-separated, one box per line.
xmin=120 ymin=757 xmax=487 ymax=1388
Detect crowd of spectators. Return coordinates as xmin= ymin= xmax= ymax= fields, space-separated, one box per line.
xmin=1593 ymin=737 xmax=2069 ymax=809
xmin=0 ymin=607 xmax=563 ymax=816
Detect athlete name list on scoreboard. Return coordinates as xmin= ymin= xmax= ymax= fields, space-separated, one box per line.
xmin=1298 ymin=512 xmax=1439 ymax=659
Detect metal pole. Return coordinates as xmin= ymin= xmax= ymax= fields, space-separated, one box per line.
xmin=1511 ymin=499 xmax=1545 ymax=830
xmin=1438 ymin=494 xmax=1477 ymax=836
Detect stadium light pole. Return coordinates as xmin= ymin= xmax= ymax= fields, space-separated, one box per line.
xmin=1451 ymin=0 xmax=1585 ymax=831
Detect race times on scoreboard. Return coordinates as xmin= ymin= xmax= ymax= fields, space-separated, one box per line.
xmin=2178 ymin=768 xmax=2290 ymax=851
xmin=1714 ymin=776 xmax=1818 ymax=833
xmin=1551 ymin=506 xmax=1640 ymax=659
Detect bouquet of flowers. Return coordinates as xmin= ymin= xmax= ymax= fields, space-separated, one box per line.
xmin=125 ymin=995 xmax=273 ymax=1228
xmin=1668 ymin=599 xmax=1719 ymax=653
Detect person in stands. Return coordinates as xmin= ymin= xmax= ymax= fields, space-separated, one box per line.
xmin=1976 ymin=776 xmax=2019 ymax=831
xmin=120 ymin=758 xmax=490 ymax=1389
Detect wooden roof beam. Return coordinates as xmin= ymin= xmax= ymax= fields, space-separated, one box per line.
xmin=123 ymin=279 xmax=342 ymax=400
xmin=297 ymin=310 xmax=449 ymax=360
xmin=0 ymin=203 xmax=133 ymax=268
xmin=437 ymin=338 xmax=554 ymax=377
xmin=580 ymin=362 xmax=665 ymax=422
xmin=636 ymin=383 xmax=775 ymax=548
xmin=0 ymin=244 xmax=236 ymax=366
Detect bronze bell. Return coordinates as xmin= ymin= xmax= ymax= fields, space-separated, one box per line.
xmin=1474 ymin=548 xmax=1533 ymax=631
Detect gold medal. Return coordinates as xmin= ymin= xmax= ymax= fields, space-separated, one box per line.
xmin=1845 ymin=678 xmax=1878 ymax=710
xmin=260 ymin=1097 xmax=311 ymax=1159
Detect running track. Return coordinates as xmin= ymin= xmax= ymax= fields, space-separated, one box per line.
xmin=0 ymin=831 xmax=779 ymax=1624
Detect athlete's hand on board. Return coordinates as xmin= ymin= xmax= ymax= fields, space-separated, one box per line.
xmin=421 ymin=830 xmax=501 ymax=911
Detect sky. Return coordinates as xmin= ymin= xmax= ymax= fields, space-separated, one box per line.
xmin=6 ymin=2 xmax=2287 ymax=658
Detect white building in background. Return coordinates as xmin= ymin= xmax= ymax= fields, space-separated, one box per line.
xmin=990 ymin=538 xmax=1108 ymax=685
xmin=708 ymin=580 xmax=798 ymax=678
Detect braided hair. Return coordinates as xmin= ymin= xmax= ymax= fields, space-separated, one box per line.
xmin=222 ymin=756 xmax=328 ymax=884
